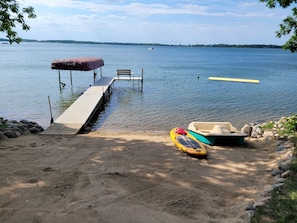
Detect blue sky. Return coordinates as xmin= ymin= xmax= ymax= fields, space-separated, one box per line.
xmin=8 ymin=0 xmax=293 ymax=45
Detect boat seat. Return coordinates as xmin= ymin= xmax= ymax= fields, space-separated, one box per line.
xmin=210 ymin=125 xmax=230 ymax=134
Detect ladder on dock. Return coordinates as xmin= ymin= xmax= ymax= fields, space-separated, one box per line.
xmin=116 ymin=69 xmax=144 ymax=92
xmin=43 ymin=77 xmax=115 ymax=135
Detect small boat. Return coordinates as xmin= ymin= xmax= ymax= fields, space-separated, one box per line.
xmin=170 ymin=127 xmax=207 ymax=157
xmin=188 ymin=122 xmax=247 ymax=145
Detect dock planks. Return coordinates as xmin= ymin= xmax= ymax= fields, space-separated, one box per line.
xmin=43 ymin=77 xmax=115 ymax=135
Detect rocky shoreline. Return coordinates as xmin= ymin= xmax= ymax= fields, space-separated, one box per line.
xmin=0 ymin=115 xmax=295 ymax=141
xmin=241 ymin=115 xmax=297 ymax=222
xmin=245 ymin=138 xmax=296 ymax=222
xmin=0 ymin=117 xmax=44 ymax=141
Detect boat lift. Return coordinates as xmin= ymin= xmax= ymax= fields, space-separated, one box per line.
xmin=51 ymin=57 xmax=105 ymax=90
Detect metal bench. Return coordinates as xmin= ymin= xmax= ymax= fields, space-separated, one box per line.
xmin=117 ymin=69 xmax=132 ymax=79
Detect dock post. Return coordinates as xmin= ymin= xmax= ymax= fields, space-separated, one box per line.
xmin=93 ymin=70 xmax=96 ymax=83
xmin=70 ymin=70 xmax=73 ymax=86
xmin=140 ymin=68 xmax=144 ymax=92
xmin=48 ymin=96 xmax=54 ymax=124
xmin=58 ymin=70 xmax=61 ymax=91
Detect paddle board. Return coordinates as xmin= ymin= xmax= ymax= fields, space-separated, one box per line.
xmin=170 ymin=127 xmax=207 ymax=158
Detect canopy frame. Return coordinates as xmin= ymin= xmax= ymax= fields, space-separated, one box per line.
xmin=51 ymin=57 xmax=104 ymax=91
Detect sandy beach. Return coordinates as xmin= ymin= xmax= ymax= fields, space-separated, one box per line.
xmin=0 ymin=131 xmax=279 ymax=223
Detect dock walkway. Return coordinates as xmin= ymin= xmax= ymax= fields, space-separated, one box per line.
xmin=43 ymin=77 xmax=115 ymax=135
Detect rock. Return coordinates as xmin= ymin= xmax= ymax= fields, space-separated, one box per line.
xmin=15 ymin=131 xmax=22 ymax=137
xmin=241 ymin=124 xmax=252 ymax=137
xmin=274 ymin=174 xmax=281 ymax=181
xmin=272 ymin=183 xmax=284 ymax=190
xmin=279 ymin=163 xmax=289 ymax=172
xmin=255 ymin=126 xmax=264 ymax=135
xmin=281 ymin=170 xmax=292 ymax=178
xmin=280 ymin=150 xmax=294 ymax=160
xmin=263 ymin=131 xmax=274 ymax=142
xmin=253 ymin=201 xmax=265 ymax=208
xmin=261 ymin=185 xmax=274 ymax=196
xmin=251 ymin=131 xmax=258 ymax=138
xmin=0 ymin=117 xmax=44 ymax=141
xmin=245 ymin=210 xmax=255 ymax=219
xmin=271 ymin=169 xmax=283 ymax=177
xmin=275 ymin=178 xmax=286 ymax=184
xmin=282 ymin=159 xmax=292 ymax=166
xmin=0 ymin=132 xmax=8 ymax=141
xmin=29 ymin=127 xmax=40 ymax=134
xmin=20 ymin=119 xmax=31 ymax=124
xmin=276 ymin=146 xmax=286 ymax=152
xmin=4 ymin=130 xmax=18 ymax=138
xmin=246 ymin=123 xmax=265 ymax=138
xmin=279 ymin=141 xmax=294 ymax=148
xmin=245 ymin=203 xmax=255 ymax=210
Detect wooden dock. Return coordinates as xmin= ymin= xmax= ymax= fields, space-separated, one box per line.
xmin=43 ymin=73 xmax=143 ymax=135
xmin=46 ymin=57 xmax=144 ymax=135
xmin=43 ymin=77 xmax=115 ymax=135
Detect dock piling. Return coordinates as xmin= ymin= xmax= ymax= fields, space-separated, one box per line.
xmin=48 ymin=96 xmax=54 ymax=124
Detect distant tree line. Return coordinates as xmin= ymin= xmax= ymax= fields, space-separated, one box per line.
xmin=0 ymin=38 xmax=282 ymax=49
xmin=189 ymin=44 xmax=282 ymax=48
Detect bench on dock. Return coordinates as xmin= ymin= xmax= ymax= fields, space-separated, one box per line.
xmin=117 ymin=69 xmax=132 ymax=79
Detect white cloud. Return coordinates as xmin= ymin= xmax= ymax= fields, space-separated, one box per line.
xmin=18 ymin=0 xmax=290 ymax=44
xmin=25 ymin=0 xmax=275 ymax=17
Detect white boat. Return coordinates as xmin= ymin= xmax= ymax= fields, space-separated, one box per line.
xmin=188 ymin=122 xmax=247 ymax=145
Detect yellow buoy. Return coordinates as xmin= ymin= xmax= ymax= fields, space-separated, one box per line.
xmin=208 ymin=76 xmax=259 ymax=84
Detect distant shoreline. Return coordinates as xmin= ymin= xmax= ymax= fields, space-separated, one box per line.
xmin=0 ymin=38 xmax=282 ymax=49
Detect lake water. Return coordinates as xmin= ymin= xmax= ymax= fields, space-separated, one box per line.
xmin=0 ymin=42 xmax=296 ymax=132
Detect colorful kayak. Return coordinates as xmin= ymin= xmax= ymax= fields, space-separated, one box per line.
xmin=170 ymin=127 xmax=207 ymax=157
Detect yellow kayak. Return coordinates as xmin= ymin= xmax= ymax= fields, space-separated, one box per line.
xmin=170 ymin=127 xmax=207 ymax=157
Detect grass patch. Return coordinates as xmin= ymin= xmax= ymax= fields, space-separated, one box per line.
xmin=262 ymin=121 xmax=275 ymax=131
xmin=252 ymin=169 xmax=297 ymax=223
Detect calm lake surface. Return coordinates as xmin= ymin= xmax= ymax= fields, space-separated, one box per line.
xmin=0 ymin=42 xmax=296 ymax=132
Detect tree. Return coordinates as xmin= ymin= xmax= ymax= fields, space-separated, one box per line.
xmin=0 ymin=0 xmax=36 ymax=44
xmin=260 ymin=0 xmax=297 ymax=52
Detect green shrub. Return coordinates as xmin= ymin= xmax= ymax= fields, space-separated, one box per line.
xmin=262 ymin=114 xmax=297 ymax=138
xmin=262 ymin=121 xmax=275 ymax=130
xmin=282 ymin=114 xmax=297 ymax=135
xmin=0 ymin=123 xmax=7 ymax=130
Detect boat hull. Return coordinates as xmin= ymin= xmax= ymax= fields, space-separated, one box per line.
xmin=188 ymin=122 xmax=246 ymax=146
xmin=188 ymin=130 xmax=245 ymax=145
